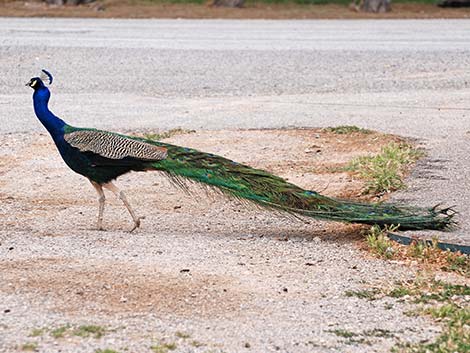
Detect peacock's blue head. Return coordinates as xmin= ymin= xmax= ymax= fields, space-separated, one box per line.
xmin=26 ymin=69 xmax=53 ymax=91
xmin=26 ymin=77 xmax=46 ymax=91
xmin=27 ymin=69 xmax=54 ymax=103
xmin=27 ymin=77 xmax=51 ymax=106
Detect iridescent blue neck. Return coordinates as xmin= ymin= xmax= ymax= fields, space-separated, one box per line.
xmin=33 ymin=87 xmax=66 ymax=138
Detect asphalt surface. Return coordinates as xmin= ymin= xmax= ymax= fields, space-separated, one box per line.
xmin=1 ymin=18 xmax=470 ymax=243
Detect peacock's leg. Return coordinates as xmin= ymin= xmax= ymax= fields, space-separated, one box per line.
xmin=90 ymin=181 xmax=106 ymax=231
xmin=102 ymin=181 xmax=144 ymax=232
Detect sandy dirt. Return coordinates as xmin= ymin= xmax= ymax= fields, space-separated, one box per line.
xmin=1 ymin=0 xmax=470 ymax=19
xmin=1 ymin=128 xmax=467 ymax=353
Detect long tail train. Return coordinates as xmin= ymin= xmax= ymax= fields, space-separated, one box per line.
xmin=147 ymin=140 xmax=455 ymax=231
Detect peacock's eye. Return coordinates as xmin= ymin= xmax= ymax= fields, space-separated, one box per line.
xmin=30 ymin=79 xmax=37 ymax=87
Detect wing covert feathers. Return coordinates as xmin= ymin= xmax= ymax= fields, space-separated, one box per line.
xmin=64 ymin=130 xmax=168 ymax=161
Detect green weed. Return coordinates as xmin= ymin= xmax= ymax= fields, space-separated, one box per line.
xmin=365 ymin=225 xmax=398 ymax=259
xmin=29 ymin=328 xmax=45 ymax=337
xmin=50 ymin=325 xmax=70 ymax=339
xmin=95 ymin=349 xmax=120 ymax=353
xmin=347 ymin=142 xmax=424 ymax=195
xmin=150 ymin=342 xmax=177 ymax=353
xmin=391 ymin=279 xmax=470 ymax=353
xmin=408 ymin=237 xmax=439 ymax=259
xmin=329 ymin=329 xmax=356 ymax=338
xmin=49 ymin=324 xmax=108 ymax=339
xmin=344 ymin=337 xmax=372 ymax=346
xmin=363 ymin=328 xmax=394 ymax=338
xmin=190 ymin=340 xmax=205 ymax=347
xmin=388 ymin=280 xmax=469 ymax=304
xmin=444 ymin=252 xmax=470 ymax=276
xmin=73 ymin=325 xmax=106 ymax=339
xmin=144 ymin=128 xmax=195 ymax=141
xmin=398 ymin=304 xmax=470 ymax=352
xmin=344 ymin=288 xmax=379 ymax=300
xmin=175 ymin=331 xmax=191 ymax=339
xmin=329 ymin=328 xmax=389 ymax=346
xmin=388 ymin=286 xmax=412 ymax=298
xmin=416 ymin=282 xmax=470 ymax=304
xmin=21 ymin=343 xmax=38 ymax=351
xmin=323 ymin=125 xmax=372 ymax=135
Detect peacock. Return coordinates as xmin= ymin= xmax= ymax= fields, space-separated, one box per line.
xmin=26 ymin=70 xmax=455 ymax=232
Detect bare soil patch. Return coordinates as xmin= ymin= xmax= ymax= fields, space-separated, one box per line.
xmin=1 ymin=258 xmax=246 ymax=317
xmin=1 ymin=0 xmax=470 ymax=19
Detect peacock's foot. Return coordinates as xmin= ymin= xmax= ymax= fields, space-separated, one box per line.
xmin=129 ymin=216 xmax=145 ymax=233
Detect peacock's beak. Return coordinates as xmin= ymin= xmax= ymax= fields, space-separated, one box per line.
xmin=26 ymin=79 xmax=36 ymax=88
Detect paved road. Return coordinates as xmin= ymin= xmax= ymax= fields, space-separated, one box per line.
xmin=1 ymin=18 xmax=470 ymax=243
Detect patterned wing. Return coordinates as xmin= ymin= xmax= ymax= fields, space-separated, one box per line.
xmin=64 ymin=130 xmax=168 ymax=161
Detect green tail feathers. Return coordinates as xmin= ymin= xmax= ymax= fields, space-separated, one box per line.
xmin=148 ymin=141 xmax=455 ymax=231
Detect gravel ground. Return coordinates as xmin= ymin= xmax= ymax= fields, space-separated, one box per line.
xmin=0 ymin=129 xmax=447 ymax=353
xmin=1 ymin=19 xmax=470 ymax=352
